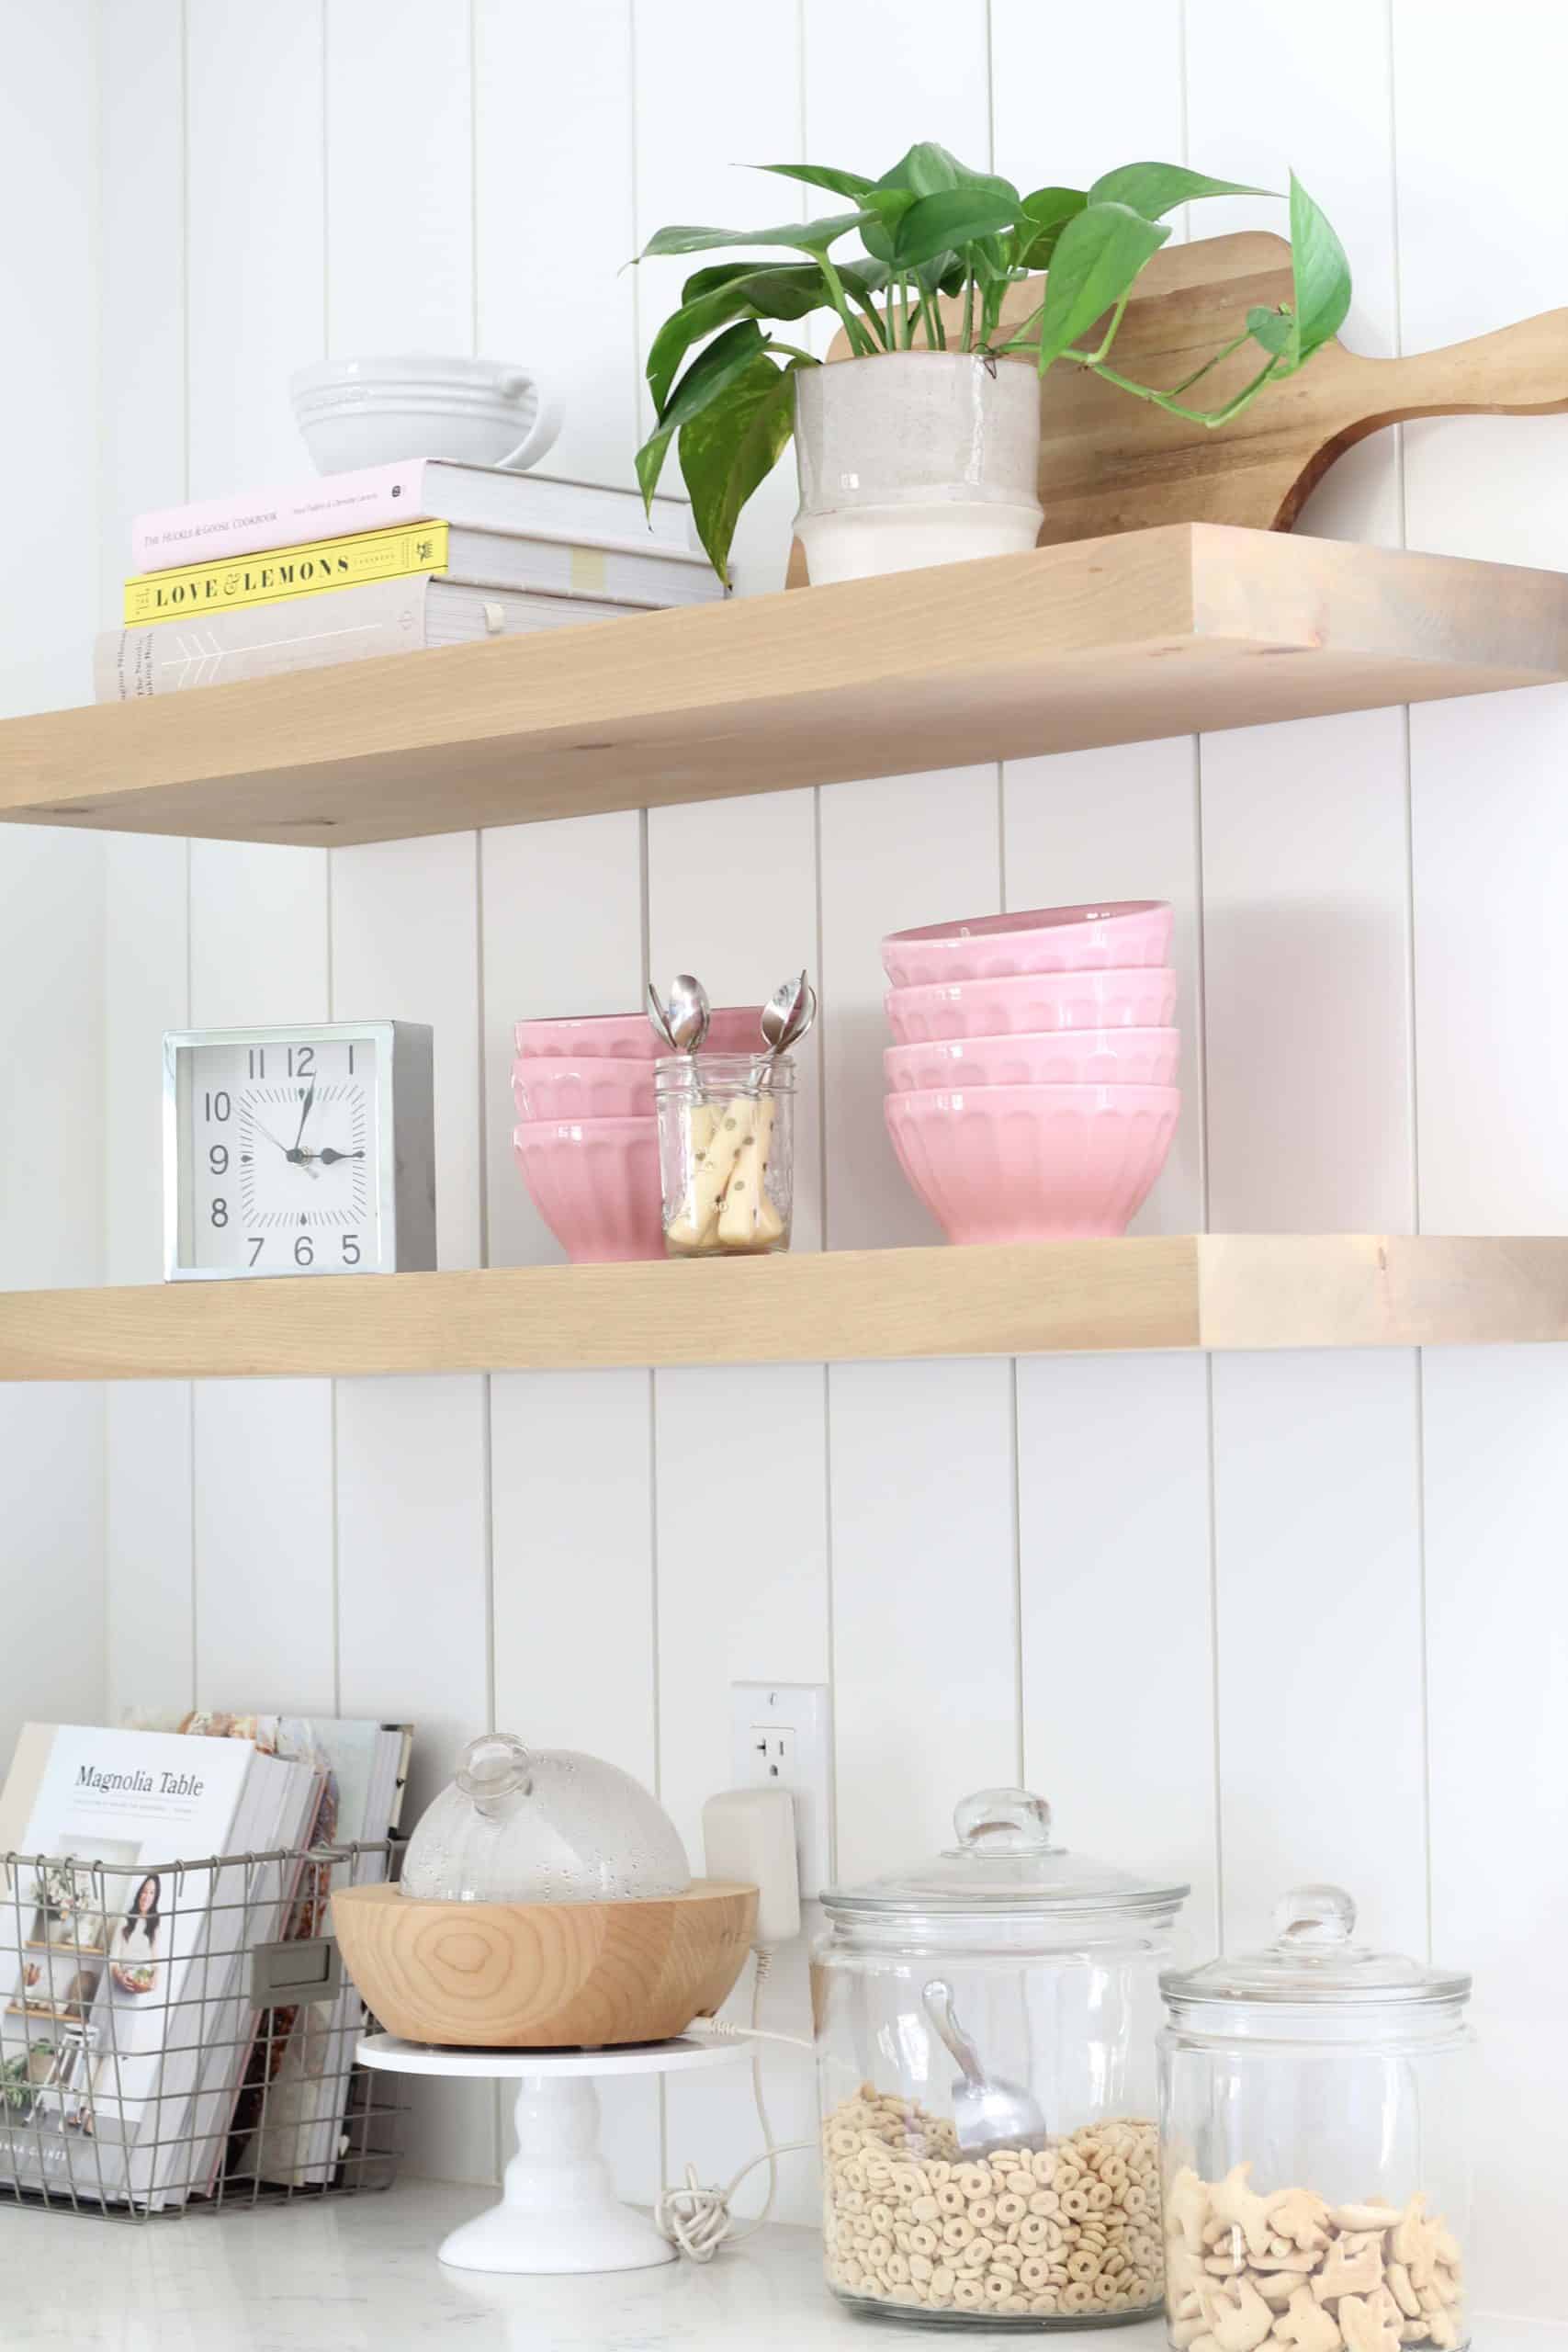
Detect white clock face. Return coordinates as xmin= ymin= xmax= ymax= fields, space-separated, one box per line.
xmin=178 ymin=1035 xmax=381 ymax=1274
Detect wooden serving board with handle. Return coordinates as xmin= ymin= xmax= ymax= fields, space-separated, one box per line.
xmin=786 ymin=231 xmax=1568 ymax=578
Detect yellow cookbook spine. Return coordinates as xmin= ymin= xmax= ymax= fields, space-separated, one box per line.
xmin=123 ymin=521 xmax=450 ymax=625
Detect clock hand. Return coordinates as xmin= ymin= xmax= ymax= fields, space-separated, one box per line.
xmin=318 ymin=1148 xmax=366 ymax=1165
xmin=242 ymin=1112 xmax=320 ymax=1177
xmin=291 ymin=1082 xmax=315 ymax=1153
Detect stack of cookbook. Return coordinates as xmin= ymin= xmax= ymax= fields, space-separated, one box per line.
xmin=96 ymin=459 xmax=716 ymax=699
xmin=0 ymin=1713 xmax=410 ymax=2208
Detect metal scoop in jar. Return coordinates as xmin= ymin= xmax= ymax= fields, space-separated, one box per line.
xmin=921 ymin=1978 xmax=1047 ymax=2157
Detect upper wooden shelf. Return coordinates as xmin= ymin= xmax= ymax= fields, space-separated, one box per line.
xmin=6 ymin=526 xmax=1568 ymax=848
xmin=4 ymin=1237 xmax=1564 ymax=1381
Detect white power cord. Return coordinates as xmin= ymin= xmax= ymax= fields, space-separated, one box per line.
xmin=691 ymin=2017 xmax=815 ymax=2054
xmin=654 ymin=1948 xmax=816 ymax=2262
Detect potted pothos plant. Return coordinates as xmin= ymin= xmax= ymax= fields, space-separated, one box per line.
xmin=633 ymin=146 xmax=1351 ymax=586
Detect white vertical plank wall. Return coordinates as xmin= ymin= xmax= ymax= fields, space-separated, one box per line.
xmin=474 ymin=0 xmax=639 ymax=491
xmin=1177 ymin=8 xmax=1433 ymax=2071
xmin=187 ymin=844 xmax=335 ymax=1712
xmin=98 ymin=0 xmax=193 ymax=1728
xmin=50 ymin=0 xmax=1564 ymax=2314
xmin=994 ymin=11 xmax=1223 ymax=2016
xmin=1393 ymin=4 xmax=1568 ymax=2321
xmin=795 ymin=0 xmax=1021 ymax=2022
xmin=0 ymin=0 xmax=105 ymax=1758
xmin=647 ymin=791 xmax=829 ymax=2211
xmin=631 ymin=0 xmax=805 ymax=596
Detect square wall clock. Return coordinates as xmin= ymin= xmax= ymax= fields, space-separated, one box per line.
xmin=163 ymin=1022 xmax=435 ymax=1280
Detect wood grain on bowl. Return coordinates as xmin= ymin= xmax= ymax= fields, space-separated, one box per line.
xmin=331 ymin=1878 xmax=757 ymax=2048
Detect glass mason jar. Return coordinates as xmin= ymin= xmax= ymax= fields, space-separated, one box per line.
xmin=813 ymin=1786 xmax=1189 ymax=2329
xmin=1158 ymin=1885 xmax=1474 ymax=2352
xmin=654 ymin=1051 xmax=795 ymax=1257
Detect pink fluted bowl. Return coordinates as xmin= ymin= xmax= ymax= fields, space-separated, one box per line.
xmin=882 ymin=900 xmax=1172 ymax=987
xmin=513 ymin=1057 xmax=654 ymax=1122
xmin=886 ymin=967 xmax=1179 ymax=1044
xmin=513 ymin=1116 xmax=664 ymax=1262
xmin=885 ymin=1083 xmax=1180 ymax=1243
xmin=514 ymin=1007 xmax=764 ymax=1060
xmin=886 ymin=1026 xmax=1179 ymax=1093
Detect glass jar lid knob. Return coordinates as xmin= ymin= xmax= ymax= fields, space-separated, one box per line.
xmin=951 ymin=1786 xmax=1055 ymax=1855
xmin=1271 ymin=1883 xmax=1357 ymax=1950
xmin=455 ymin=1732 xmax=533 ymax=1816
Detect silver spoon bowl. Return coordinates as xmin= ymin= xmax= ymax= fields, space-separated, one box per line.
xmin=667 ymin=972 xmax=711 ymax=1057
xmin=922 ymin=1977 xmax=1047 ymax=2158
xmin=649 ymin=973 xmax=711 ymax=1057
xmin=646 ymin=981 xmax=679 ymax=1050
xmin=758 ymin=970 xmax=817 ymax=1083
xmin=649 ymin=973 xmax=677 ymax=1048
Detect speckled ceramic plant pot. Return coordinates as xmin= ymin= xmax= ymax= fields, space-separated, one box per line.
xmin=793 ymin=351 xmax=1043 ymax=584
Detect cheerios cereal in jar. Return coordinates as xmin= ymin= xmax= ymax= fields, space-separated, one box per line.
xmin=813 ymin=1786 xmax=1188 ymax=2327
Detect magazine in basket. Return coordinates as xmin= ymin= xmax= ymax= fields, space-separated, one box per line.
xmin=128 ymin=1712 xmax=412 ymax=2191
xmin=0 ymin=1724 xmax=319 ymax=2207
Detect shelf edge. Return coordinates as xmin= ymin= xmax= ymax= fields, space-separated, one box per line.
xmin=0 ymin=1241 xmax=1201 ymax=1380
xmin=1197 ymin=1233 xmax=1568 ymax=1348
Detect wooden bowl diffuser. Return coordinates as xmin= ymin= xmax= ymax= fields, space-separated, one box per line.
xmin=333 ymin=1877 xmax=757 ymax=2049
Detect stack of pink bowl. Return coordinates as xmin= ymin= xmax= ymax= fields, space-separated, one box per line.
xmin=513 ymin=1007 xmax=762 ymax=1261
xmin=882 ymin=901 xmax=1180 ymax=1244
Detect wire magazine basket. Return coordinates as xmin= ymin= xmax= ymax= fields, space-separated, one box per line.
xmin=0 ymin=1839 xmax=404 ymax=2219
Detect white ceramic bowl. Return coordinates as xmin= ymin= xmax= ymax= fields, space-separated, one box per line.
xmin=885 ymin=1027 xmax=1180 ymax=1092
xmin=289 ymin=355 xmax=562 ymax=475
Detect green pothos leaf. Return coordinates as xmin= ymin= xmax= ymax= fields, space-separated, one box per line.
xmin=635 ymin=319 xmax=772 ymax=507
xmin=677 ymin=353 xmax=809 ymax=584
xmin=1281 ymin=171 xmax=1352 ymax=367
xmin=891 ymin=187 xmax=1019 ymax=269
xmin=1035 ymin=202 xmax=1170 ymax=373
xmin=1088 ymin=160 xmax=1273 ymax=218
xmin=1247 ymin=303 xmax=1293 ymax=357
xmin=646 ymin=265 xmax=823 ymax=410
xmin=637 ymin=210 xmax=874 ymax=260
xmin=1011 ymin=186 xmax=1087 ymax=271
xmin=755 ymin=161 xmax=874 ymax=199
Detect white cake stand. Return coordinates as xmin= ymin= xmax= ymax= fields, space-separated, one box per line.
xmin=356 ymin=2031 xmax=747 ymax=2275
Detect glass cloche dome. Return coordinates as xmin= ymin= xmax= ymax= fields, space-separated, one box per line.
xmin=400 ymin=1732 xmax=692 ymax=1905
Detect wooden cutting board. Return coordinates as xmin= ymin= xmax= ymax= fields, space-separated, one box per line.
xmin=785 ymin=230 xmax=1568 ymax=578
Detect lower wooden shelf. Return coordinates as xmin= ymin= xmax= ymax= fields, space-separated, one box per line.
xmin=2 ymin=1237 xmax=1564 ymax=1381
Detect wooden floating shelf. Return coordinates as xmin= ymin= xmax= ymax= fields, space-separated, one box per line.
xmin=5 ymin=1237 xmax=1566 ymax=1382
xmin=5 ymin=526 xmax=1568 ymax=848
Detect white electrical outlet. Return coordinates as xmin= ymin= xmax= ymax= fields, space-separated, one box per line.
xmin=731 ymin=1681 xmax=831 ymax=1897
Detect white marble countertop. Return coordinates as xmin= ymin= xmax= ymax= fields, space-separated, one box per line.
xmin=0 ymin=2182 xmax=1562 ymax=2352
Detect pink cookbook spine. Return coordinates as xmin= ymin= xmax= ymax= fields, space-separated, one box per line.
xmin=130 ymin=460 xmax=433 ymax=571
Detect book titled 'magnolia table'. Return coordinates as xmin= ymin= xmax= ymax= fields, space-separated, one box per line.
xmin=0 ymin=1724 xmax=319 ymax=2207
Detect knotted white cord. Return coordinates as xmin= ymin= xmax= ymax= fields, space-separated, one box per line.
xmin=654 ymin=1949 xmax=815 ymax=2262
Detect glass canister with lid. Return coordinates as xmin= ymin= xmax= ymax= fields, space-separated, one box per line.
xmin=1158 ymin=1884 xmax=1473 ymax=2352
xmin=813 ymin=1784 xmax=1190 ymax=2328
xmin=398 ymin=1731 xmax=693 ymax=1903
